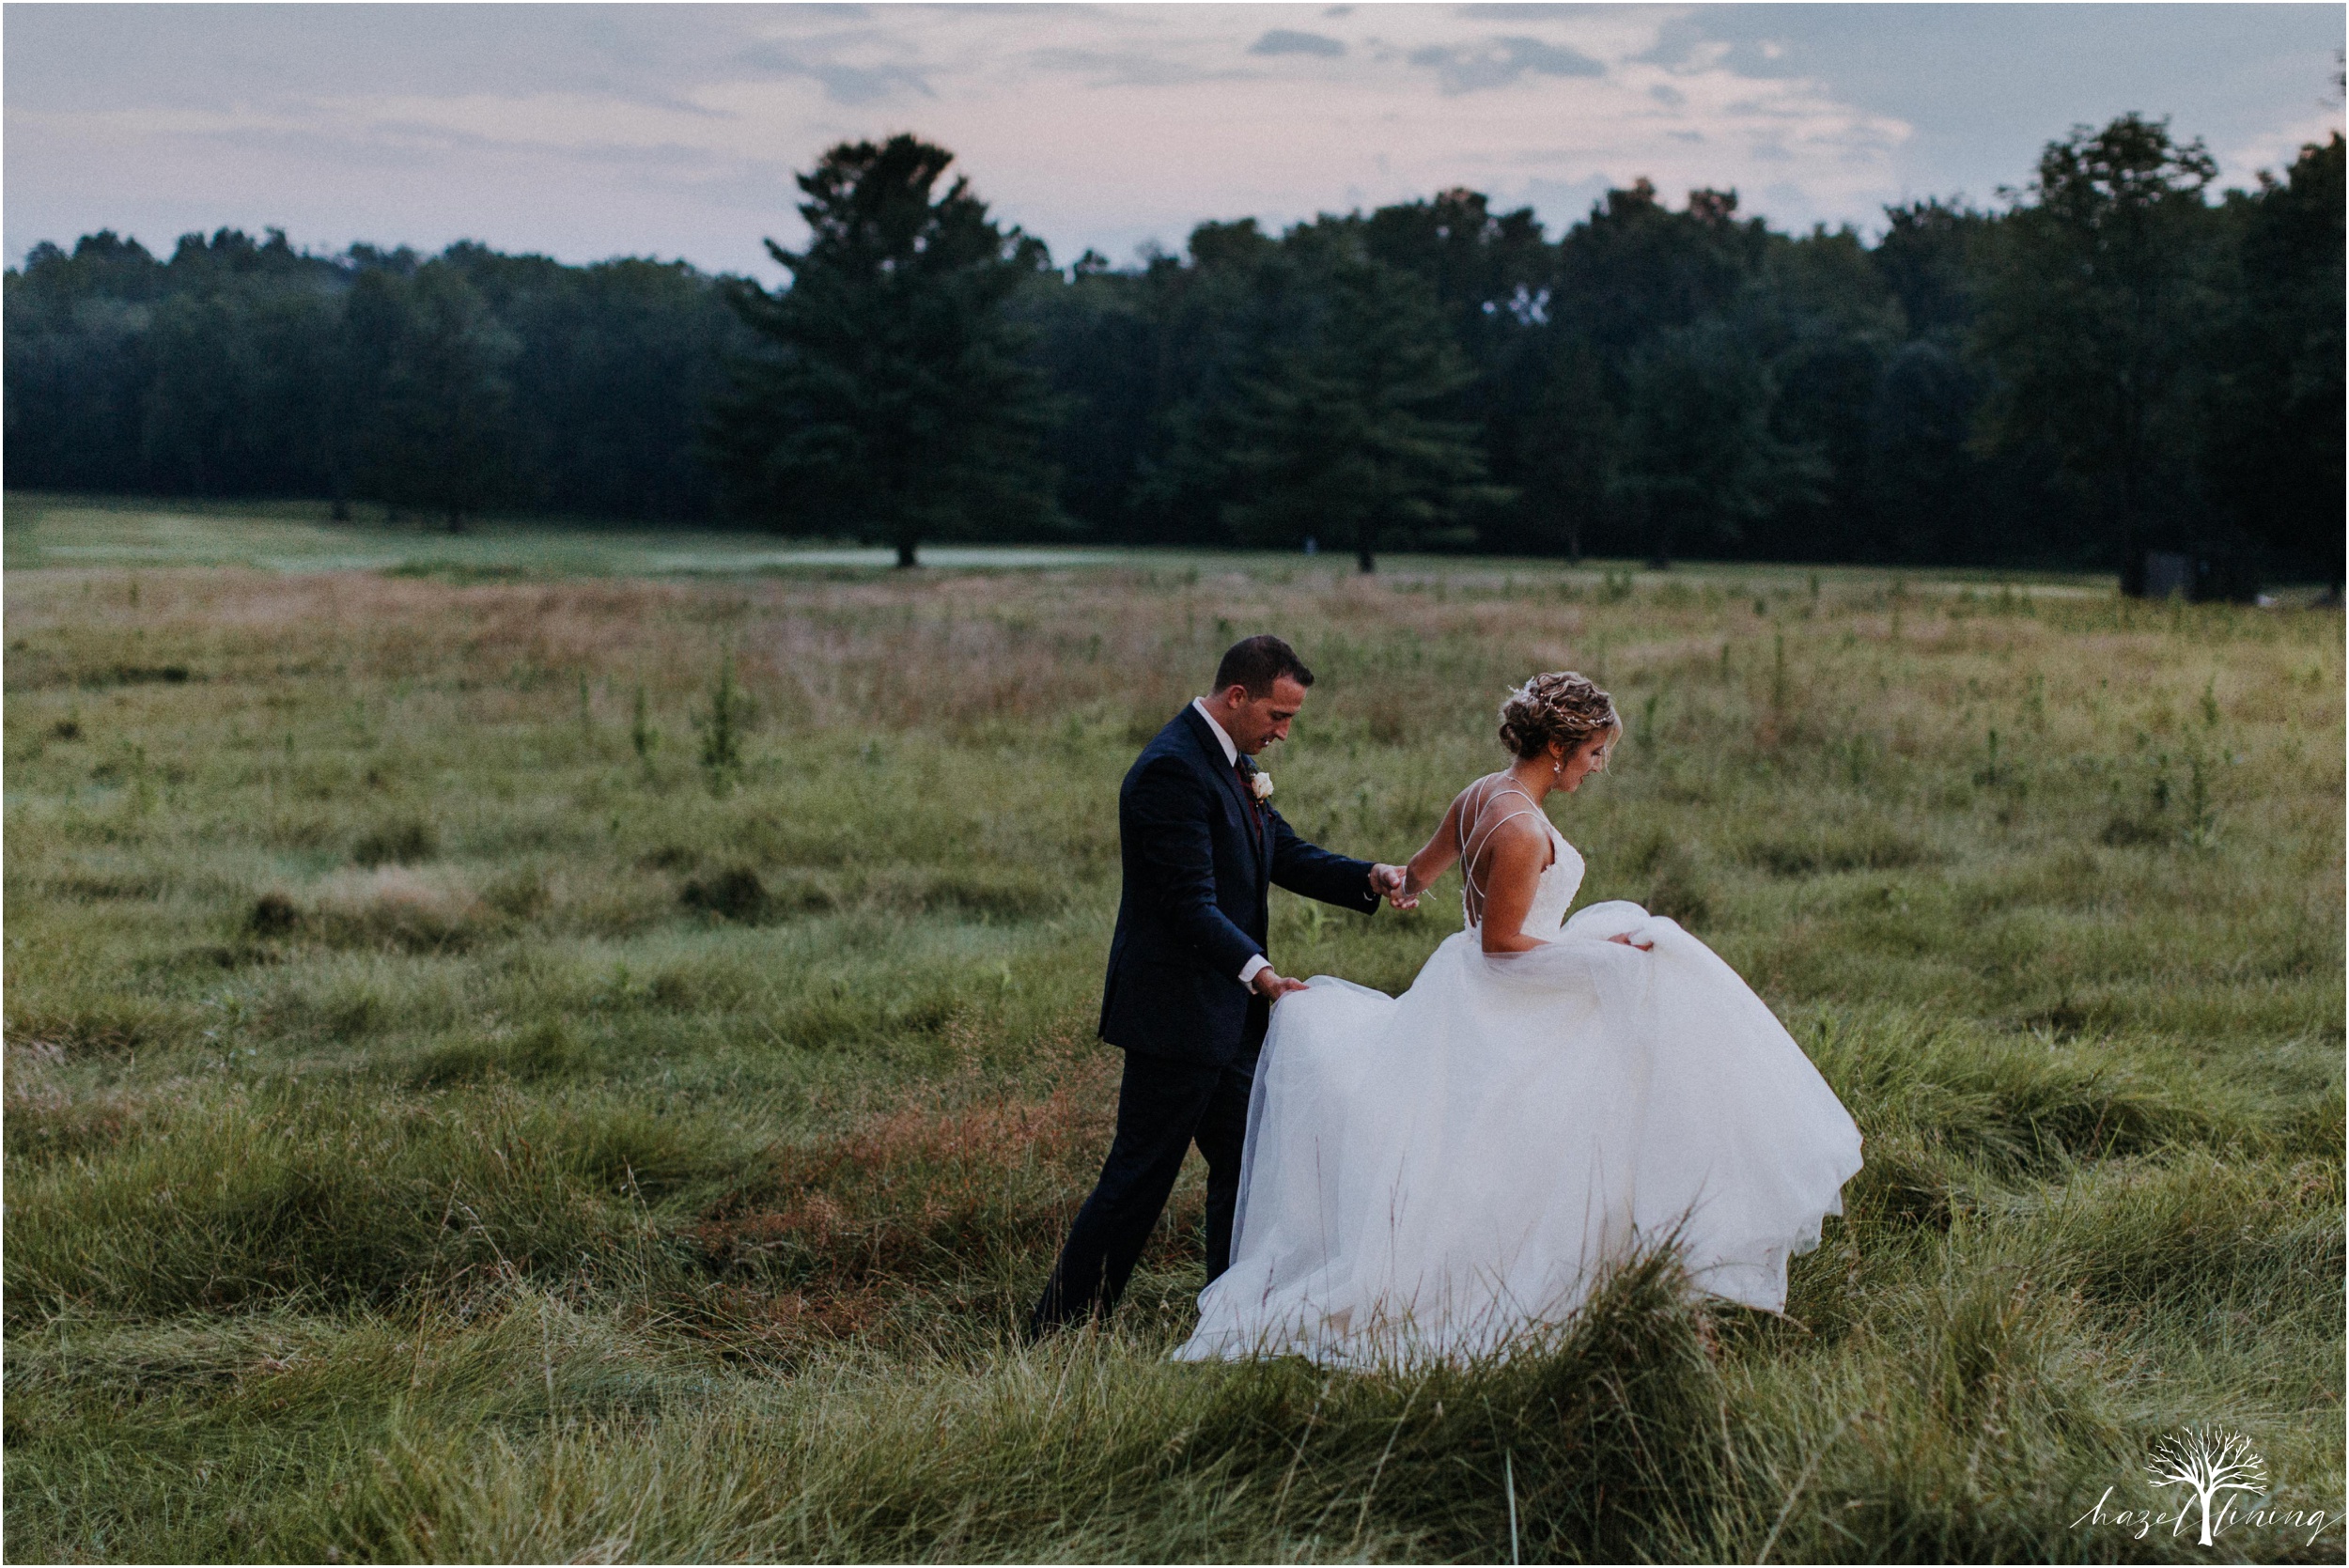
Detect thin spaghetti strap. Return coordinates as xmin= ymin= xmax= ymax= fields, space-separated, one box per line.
xmin=1458 ymin=777 xmax=1548 ymax=925
xmin=1455 ymin=778 xmax=1538 ymax=844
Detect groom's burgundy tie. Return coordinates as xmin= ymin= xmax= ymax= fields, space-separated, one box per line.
xmin=1234 ymin=757 xmax=1264 ymax=845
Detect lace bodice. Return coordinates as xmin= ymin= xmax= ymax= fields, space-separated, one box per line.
xmin=1458 ymin=784 xmax=1585 ymax=938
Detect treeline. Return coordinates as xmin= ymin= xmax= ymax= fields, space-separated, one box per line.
xmin=5 ymin=233 xmax=742 ymax=524
xmin=7 ymin=113 xmax=2341 ymax=587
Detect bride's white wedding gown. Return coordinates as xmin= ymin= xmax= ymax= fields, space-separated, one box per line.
xmin=1174 ymin=801 xmax=1863 ymax=1366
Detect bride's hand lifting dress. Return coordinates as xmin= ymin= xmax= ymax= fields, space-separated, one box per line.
xmin=1174 ymin=778 xmax=1864 ymax=1367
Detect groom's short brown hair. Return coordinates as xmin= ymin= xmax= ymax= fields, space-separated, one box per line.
xmin=1214 ymin=635 xmax=1315 ymax=697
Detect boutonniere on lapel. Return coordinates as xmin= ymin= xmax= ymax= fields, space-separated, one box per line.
xmin=1238 ymin=754 xmax=1274 ymax=805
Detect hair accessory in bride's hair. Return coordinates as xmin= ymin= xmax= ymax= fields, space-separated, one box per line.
xmin=1497 ymin=672 xmax=1620 ymax=761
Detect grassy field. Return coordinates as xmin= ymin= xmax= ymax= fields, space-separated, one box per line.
xmin=4 ymin=500 xmax=2342 ymax=1562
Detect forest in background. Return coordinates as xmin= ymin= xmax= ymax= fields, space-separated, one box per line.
xmin=6 ymin=114 xmax=2341 ymax=588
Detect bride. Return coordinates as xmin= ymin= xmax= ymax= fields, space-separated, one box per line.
xmin=1174 ymin=672 xmax=1863 ymax=1366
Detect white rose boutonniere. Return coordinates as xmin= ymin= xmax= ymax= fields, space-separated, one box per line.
xmin=1249 ymin=769 xmax=1274 ymax=804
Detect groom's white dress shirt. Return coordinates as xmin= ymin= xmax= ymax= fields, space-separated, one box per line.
xmin=1192 ymin=696 xmax=1272 ymax=990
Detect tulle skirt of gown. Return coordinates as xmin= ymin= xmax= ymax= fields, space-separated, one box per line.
xmin=1173 ymin=901 xmax=1863 ymax=1366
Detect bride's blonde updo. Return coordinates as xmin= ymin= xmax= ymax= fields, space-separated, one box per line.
xmin=1497 ymin=672 xmax=1620 ymax=760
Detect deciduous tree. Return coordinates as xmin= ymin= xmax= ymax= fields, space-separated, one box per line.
xmin=1973 ymin=114 xmax=2223 ymax=594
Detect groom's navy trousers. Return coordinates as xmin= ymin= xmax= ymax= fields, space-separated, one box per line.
xmin=1031 ymin=705 xmax=1377 ymax=1333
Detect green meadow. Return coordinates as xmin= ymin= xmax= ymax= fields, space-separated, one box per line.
xmin=4 ymin=500 xmax=2341 ymax=1562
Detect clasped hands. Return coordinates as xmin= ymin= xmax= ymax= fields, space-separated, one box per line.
xmin=1369 ymin=862 xmax=1416 ymax=910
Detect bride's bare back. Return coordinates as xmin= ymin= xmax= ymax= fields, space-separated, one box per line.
xmin=1400 ymin=708 xmax=1632 ymax=954
xmin=1404 ymin=775 xmax=1560 ymax=954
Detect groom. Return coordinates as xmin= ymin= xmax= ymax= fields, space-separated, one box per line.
xmin=1030 ymin=634 xmax=1406 ymax=1335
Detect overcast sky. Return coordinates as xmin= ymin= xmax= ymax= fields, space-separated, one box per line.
xmin=7 ymin=3 xmax=2341 ymax=278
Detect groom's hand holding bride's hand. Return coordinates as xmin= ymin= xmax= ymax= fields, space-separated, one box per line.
xmin=1251 ymin=967 xmax=1310 ymax=1000
xmin=1369 ymin=863 xmax=1417 ymax=910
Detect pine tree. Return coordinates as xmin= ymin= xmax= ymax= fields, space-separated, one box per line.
xmin=707 ymin=135 xmax=1057 ymax=567
xmin=360 ymin=262 xmax=520 ymax=532
xmin=1513 ymin=329 xmax=1614 ymax=563
xmin=1613 ymin=317 xmax=1825 ymax=567
xmin=1221 ymin=254 xmax=1506 ymax=572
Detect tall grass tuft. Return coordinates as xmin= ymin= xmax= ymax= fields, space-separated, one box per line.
xmin=696 ymin=656 xmax=747 ymax=791
xmin=4 ymin=1086 xmax=753 ymax=1322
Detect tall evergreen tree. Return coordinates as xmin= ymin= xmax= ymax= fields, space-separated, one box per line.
xmin=4 ymin=235 xmax=163 ymax=493
xmin=1743 ymin=228 xmax=1902 ymax=562
xmin=1512 ymin=329 xmax=1613 ymax=563
xmin=360 ymin=261 xmax=519 ymax=531
xmin=708 ymin=135 xmax=1056 ymax=567
xmin=1123 ymin=219 xmax=1288 ymax=547
xmin=1614 ymin=316 xmax=1826 ymax=567
xmin=138 ymin=288 xmax=264 ymax=498
xmin=1221 ymin=253 xmax=1506 ymax=572
xmin=1017 ymin=255 xmax=1160 ymax=540
xmin=1864 ymin=201 xmax=1997 ymax=562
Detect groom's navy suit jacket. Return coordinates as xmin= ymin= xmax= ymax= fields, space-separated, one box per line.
xmin=1098 ymin=706 xmax=1380 ymax=1065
